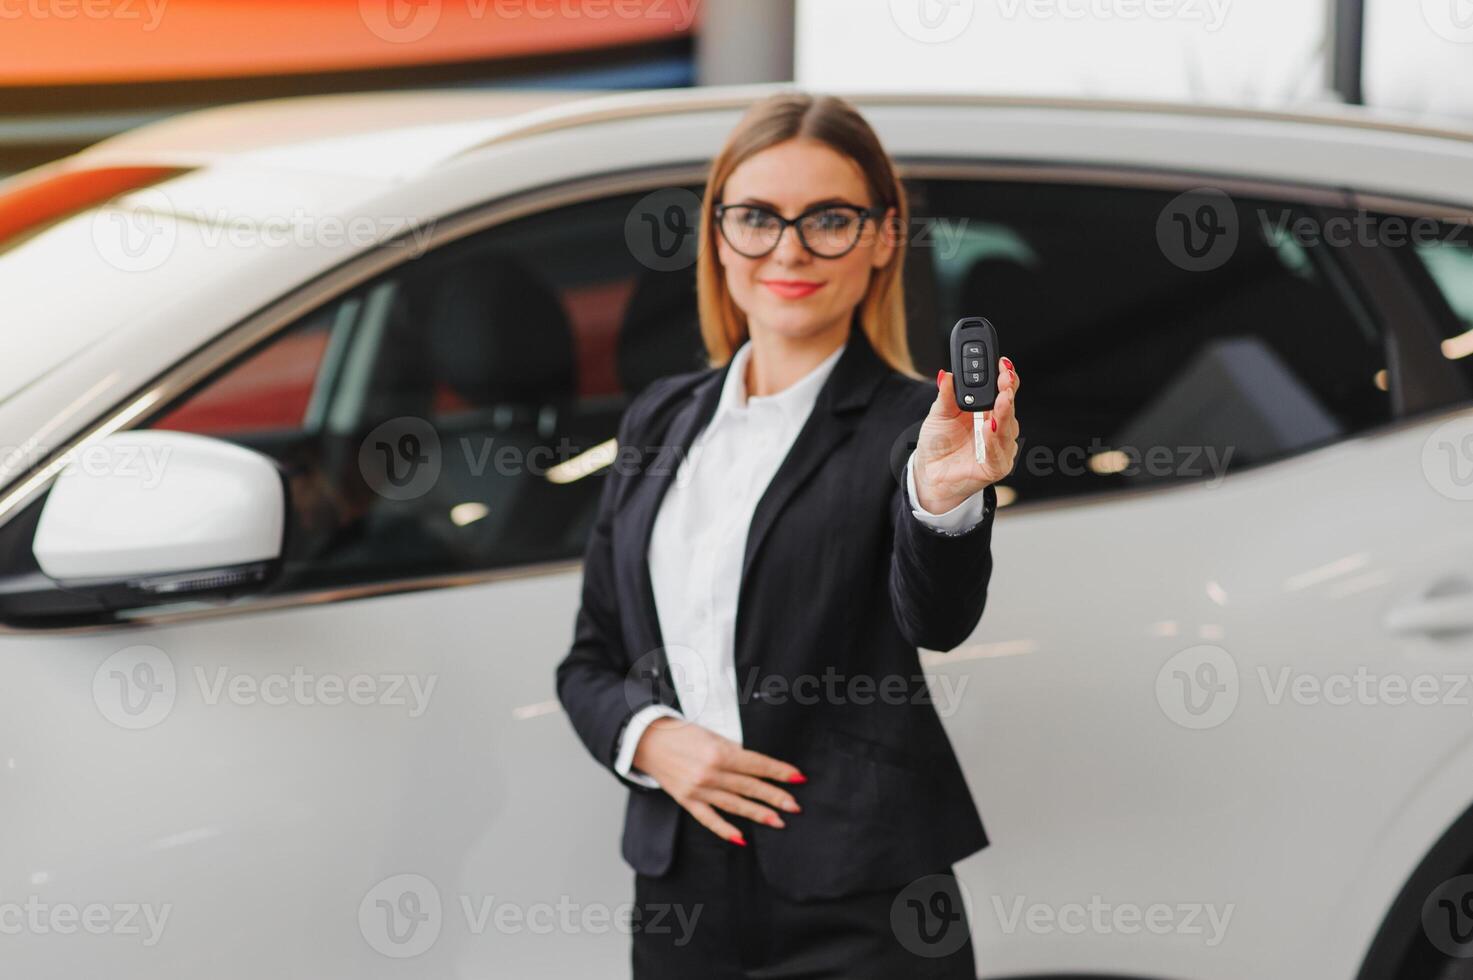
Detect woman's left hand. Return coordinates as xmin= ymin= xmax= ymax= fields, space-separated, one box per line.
xmin=912 ymin=356 xmax=1020 ymax=513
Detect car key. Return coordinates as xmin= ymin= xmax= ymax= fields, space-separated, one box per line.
xmin=950 ymin=316 xmax=1000 ymax=465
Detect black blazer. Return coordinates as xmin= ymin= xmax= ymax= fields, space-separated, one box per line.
xmin=555 ymin=318 xmax=998 ymax=901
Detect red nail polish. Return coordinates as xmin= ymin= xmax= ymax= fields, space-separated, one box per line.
xmin=935 ymin=369 xmax=944 ymax=387
xmin=991 ymin=417 xmax=997 ymax=432
xmin=1001 ymin=357 xmax=1014 ymax=371
xmin=729 ymin=833 xmax=747 ymax=847
xmin=788 ymin=772 xmax=808 ymax=784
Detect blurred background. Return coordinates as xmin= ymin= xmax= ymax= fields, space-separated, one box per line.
xmin=1 ymin=0 xmax=1470 ymax=179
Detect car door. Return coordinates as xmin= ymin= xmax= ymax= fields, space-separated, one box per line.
xmin=0 ymin=177 xmax=711 ymax=979
xmin=899 ymin=170 xmax=1473 ymax=980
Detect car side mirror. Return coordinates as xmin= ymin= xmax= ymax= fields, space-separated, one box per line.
xmin=32 ymin=431 xmax=287 ymax=606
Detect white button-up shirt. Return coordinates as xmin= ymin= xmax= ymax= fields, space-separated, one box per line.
xmin=613 ymin=339 xmax=989 ymax=788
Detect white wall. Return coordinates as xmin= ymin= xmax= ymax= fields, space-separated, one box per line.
xmin=1363 ymin=0 xmax=1473 ymax=122
xmin=796 ymin=0 xmax=1335 ymax=105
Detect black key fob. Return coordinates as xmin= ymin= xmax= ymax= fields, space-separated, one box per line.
xmin=950 ymin=316 xmax=999 ymax=412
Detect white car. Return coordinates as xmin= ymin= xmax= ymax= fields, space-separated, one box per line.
xmin=1 ymin=84 xmax=1472 ymax=980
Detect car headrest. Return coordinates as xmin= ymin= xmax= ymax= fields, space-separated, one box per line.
xmin=617 ymin=266 xmax=708 ymax=396
xmin=959 ymin=257 xmax=1047 ymax=352
xmin=419 ymin=250 xmax=576 ymax=407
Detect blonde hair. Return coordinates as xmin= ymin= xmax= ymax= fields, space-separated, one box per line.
xmin=695 ymin=92 xmax=916 ymax=377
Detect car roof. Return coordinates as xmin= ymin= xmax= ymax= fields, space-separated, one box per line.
xmin=67 ymin=88 xmax=599 ymax=178
xmin=68 ymin=83 xmax=1473 ymax=181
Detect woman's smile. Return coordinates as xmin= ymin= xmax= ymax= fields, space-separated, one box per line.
xmin=760 ymin=278 xmax=826 ymax=300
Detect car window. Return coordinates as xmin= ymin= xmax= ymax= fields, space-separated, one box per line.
xmin=142 ymin=186 xmax=708 ymax=594
xmin=910 ymin=179 xmax=1392 ymax=506
xmin=1401 ymin=218 xmax=1473 ymax=375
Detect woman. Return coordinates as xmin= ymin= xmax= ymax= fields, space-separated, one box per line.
xmin=556 ymin=91 xmax=1021 ymax=979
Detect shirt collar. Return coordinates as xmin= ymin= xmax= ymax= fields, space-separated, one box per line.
xmin=710 ymin=336 xmax=848 ymax=432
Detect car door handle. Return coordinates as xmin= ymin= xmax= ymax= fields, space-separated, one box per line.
xmin=1385 ymin=579 xmax=1473 ymax=637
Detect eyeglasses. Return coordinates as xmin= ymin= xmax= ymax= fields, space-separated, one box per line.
xmin=713 ymin=202 xmax=885 ymax=259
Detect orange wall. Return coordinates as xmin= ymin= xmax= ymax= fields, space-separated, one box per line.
xmin=0 ymin=0 xmax=698 ymax=86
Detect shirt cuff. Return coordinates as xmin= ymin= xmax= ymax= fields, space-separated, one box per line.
xmin=614 ymin=703 xmax=684 ymax=789
xmin=906 ymin=450 xmax=991 ymax=535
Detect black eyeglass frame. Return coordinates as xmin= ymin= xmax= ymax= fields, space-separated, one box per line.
xmin=712 ymin=202 xmax=888 ymax=259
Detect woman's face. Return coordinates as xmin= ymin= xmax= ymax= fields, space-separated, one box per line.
xmin=715 ymin=138 xmax=896 ymax=346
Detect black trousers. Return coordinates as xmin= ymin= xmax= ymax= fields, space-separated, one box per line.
xmin=631 ymin=808 xmax=977 ymax=979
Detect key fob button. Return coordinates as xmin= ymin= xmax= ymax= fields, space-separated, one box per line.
xmin=968 ymin=358 xmax=981 ymax=370
xmin=967 ymin=372 xmax=982 ymax=384
xmin=964 ymin=343 xmax=982 ymax=356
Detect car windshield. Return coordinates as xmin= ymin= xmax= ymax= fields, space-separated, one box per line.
xmin=0 ymin=165 xmax=196 ymax=405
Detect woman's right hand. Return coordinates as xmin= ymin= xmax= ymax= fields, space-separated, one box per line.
xmin=632 ymin=717 xmax=806 ymax=845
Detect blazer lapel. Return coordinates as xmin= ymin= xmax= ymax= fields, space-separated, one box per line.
xmin=736 ymin=321 xmax=891 ymax=645
xmin=621 ymin=367 xmax=726 ymax=655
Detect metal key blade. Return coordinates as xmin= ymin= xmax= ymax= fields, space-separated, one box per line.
xmin=974 ymin=412 xmax=988 ymax=466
